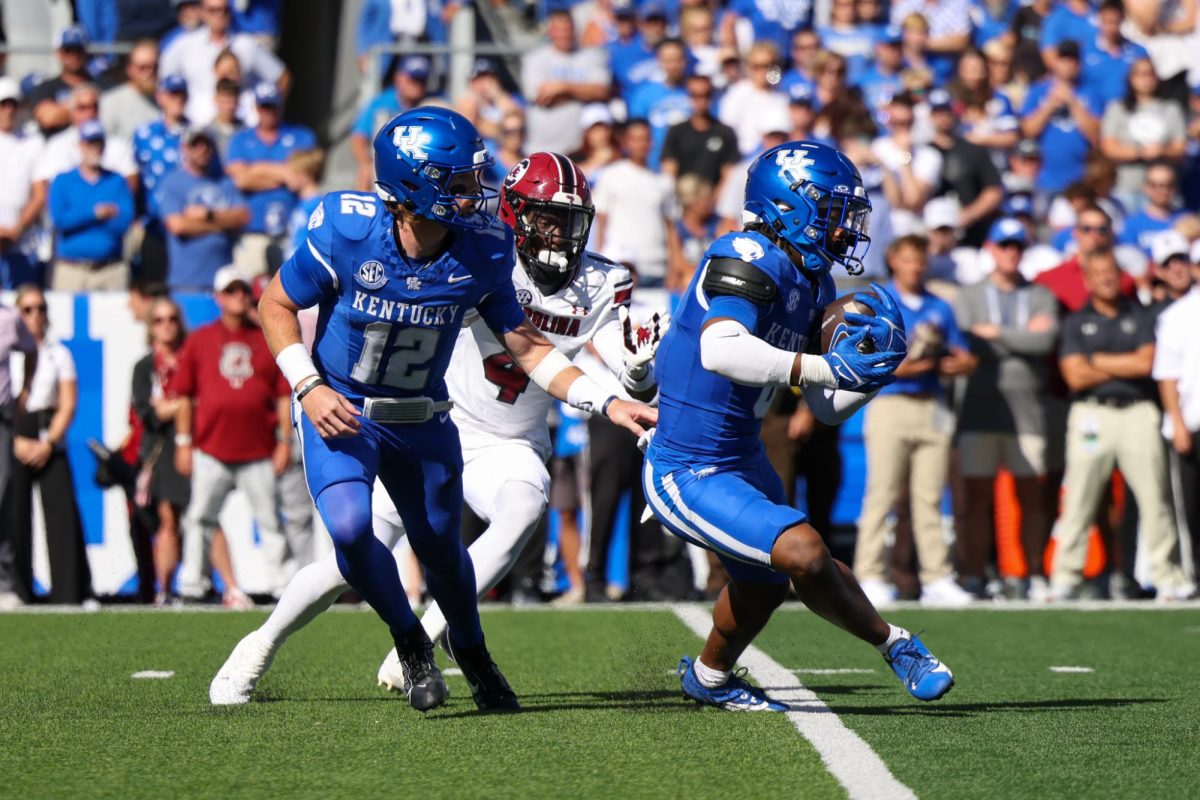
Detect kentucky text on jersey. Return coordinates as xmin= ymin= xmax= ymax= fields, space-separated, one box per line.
xmin=351 ymin=291 xmax=460 ymax=327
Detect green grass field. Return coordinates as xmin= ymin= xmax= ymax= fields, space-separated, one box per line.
xmin=1 ymin=605 xmax=1197 ymax=799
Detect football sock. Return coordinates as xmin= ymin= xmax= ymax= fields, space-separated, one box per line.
xmin=258 ymin=554 xmax=347 ymax=647
xmin=693 ymin=657 xmax=732 ymax=689
xmin=421 ymin=480 xmax=546 ymax=643
xmin=417 ymin=539 xmax=485 ymax=651
xmin=316 ymin=481 xmax=422 ymax=640
xmin=875 ymin=624 xmax=910 ymax=656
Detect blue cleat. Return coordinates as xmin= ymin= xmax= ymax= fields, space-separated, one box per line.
xmin=885 ymin=635 xmax=954 ymax=701
xmin=677 ymin=656 xmax=789 ymax=712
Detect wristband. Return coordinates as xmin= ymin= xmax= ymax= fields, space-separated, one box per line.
xmin=528 ymin=349 xmax=574 ymax=391
xmin=601 ymin=395 xmax=619 ymax=416
xmin=566 ymin=374 xmax=615 ymax=415
xmin=295 ymin=376 xmax=325 ymax=403
xmin=174 ymin=433 xmax=192 ymax=446
xmin=276 ymin=342 xmax=319 ymax=391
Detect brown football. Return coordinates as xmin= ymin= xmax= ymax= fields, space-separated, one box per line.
xmin=820 ymin=291 xmax=877 ymax=354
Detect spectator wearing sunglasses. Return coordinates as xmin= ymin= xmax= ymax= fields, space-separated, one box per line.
xmin=27 ymin=26 xmax=94 ymax=137
xmin=99 ymin=39 xmax=162 ymax=144
xmin=4 ymin=286 xmax=92 ymax=605
xmin=1037 ymin=204 xmax=1137 ymax=313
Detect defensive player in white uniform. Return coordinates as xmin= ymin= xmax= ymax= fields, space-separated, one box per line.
xmin=210 ymin=152 xmax=667 ymax=705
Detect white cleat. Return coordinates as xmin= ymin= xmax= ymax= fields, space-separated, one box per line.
xmin=919 ymin=576 xmax=974 ymax=608
xmin=209 ymin=630 xmax=276 ymax=705
xmin=377 ymin=647 xmax=404 ymax=692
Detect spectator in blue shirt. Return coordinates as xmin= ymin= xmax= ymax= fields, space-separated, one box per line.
xmin=720 ymin=0 xmax=813 ymax=57
xmin=970 ymin=0 xmax=1014 ymax=47
xmin=1040 ymin=0 xmax=1097 ymax=65
xmin=157 ymin=128 xmax=249 ymax=291
xmin=283 ymin=148 xmax=325 ymax=261
xmin=160 ymin=0 xmax=202 ymax=52
xmin=854 ymin=234 xmax=977 ymax=608
xmin=607 ymin=2 xmax=659 ymax=94
xmin=233 ymin=0 xmax=283 ymax=46
xmin=131 ymin=74 xmax=190 ymax=282
xmin=47 ymin=121 xmax=135 ymax=291
xmin=350 ymin=56 xmax=432 ymax=191
xmin=779 ymin=29 xmax=820 ymax=96
xmin=225 ymin=82 xmax=317 ymax=275
xmin=949 ymin=48 xmax=1019 ymax=153
xmin=819 ymin=0 xmax=879 ymax=82
xmin=627 ymin=38 xmax=692 ymax=169
xmin=1020 ymin=40 xmax=1103 ymax=193
xmin=858 ymin=26 xmax=906 ymax=115
xmin=1081 ymin=0 xmax=1149 ymax=106
xmin=1119 ymin=163 xmax=1183 ymax=254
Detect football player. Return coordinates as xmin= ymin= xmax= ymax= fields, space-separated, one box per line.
xmin=644 ymin=141 xmax=956 ymax=710
xmin=253 ymin=111 xmax=656 ymax=713
xmin=211 ymin=150 xmax=667 ymax=709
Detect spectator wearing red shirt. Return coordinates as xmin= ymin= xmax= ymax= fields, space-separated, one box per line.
xmin=1035 ymin=204 xmax=1136 ymax=312
xmin=172 ymin=266 xmax=291 ymax=603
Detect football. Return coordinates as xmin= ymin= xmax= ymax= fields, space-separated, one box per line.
xmin=820 ymin=291 xmax=878 ymax=354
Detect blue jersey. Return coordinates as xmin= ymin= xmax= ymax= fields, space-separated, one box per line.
xmin=650 ymin=230 xmax=835 ymax=466
xmin=132 ymin=118 xmax=185 ymax=222
xmin=227 ymin=123 xmax=318 ymax=236
xmin=278 ymin=191 xmax=527 ymax=403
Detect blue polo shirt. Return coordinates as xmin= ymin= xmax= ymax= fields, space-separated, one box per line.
xmin=627 ymin=81 xmax=691 ymax=169
xmin=1119 ymin=209 xmax=1182 ymax=253
xmin=1020 ymin=78 xmax=1106 ymax=192
xmin=48 ymin=167 xmax=136 ymax=261
xmin=608 ymin=36 xmax=657 ymax=94
xmin=226 ymin=123 xmax=317 ymax=236
xmin=156 ymin=166 xmax=247 ymax=290
xmin=878 ymin=282 xmax=968 ymax=397
xmin=1082 ymin=36 xmax=1150 ymax=106
xmin=1039 ymin=2 xmax=1097 ymax=50
xmin=132 ymin=118 xmax=186 ymax=222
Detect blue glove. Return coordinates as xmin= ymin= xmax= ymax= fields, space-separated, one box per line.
xmin=821 ymin=326 xmax=905 ymax=391
xmin=844 ymin=283 xmax=908 ymax=356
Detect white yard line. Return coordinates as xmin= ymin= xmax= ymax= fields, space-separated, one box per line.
xmin=1048 ymin=666 xmax=1094 ymax=673
xmin=131 ymin=670 xmax=174 ymax=679
xmin=670 ymin=603 xmax=916 ymax=800
xmin=792 ymin=668 xmax=877 ymax=675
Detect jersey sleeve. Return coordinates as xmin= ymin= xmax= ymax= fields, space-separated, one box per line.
xmin=476 ymin=276 xmax=527 ymax=334
xmin=278 ymin=197 xmax=339 ymax=309
xmin=703 ymin=294 xmax=762 ymax=332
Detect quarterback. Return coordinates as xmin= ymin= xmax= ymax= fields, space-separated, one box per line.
xmin=645 ymin=141 xmax=955 ymax=710
xmin=212 ymin=150 xmax=665 ymax=709
xmin=252 ymin=109 xmax=655 ymax=713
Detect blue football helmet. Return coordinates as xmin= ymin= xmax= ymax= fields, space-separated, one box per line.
xmin=372 ymin=106 xmax=498 ymax=231
xmin=742 ymin=141 xmax=872 ymax=275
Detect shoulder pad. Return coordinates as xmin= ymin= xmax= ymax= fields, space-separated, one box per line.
xmin=327 ymin=191 xmax=384 ymax=241
xmin=585 ymin=252 xmax=633 ymax=306
xmin=702 ymin=257 xmax=778 ymax=305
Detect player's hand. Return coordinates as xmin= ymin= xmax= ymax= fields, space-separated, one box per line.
xmin=822 ymin=327 xmax=904 ymax=391
xmin=302 ymin=385 xmax=362 ymax=438
xmin=620 ymin=305 xmax=671 ymax=379
xmin=606 ymin=398 xmax=658 ymax=437
xmin=175 ymin=443 xmax=193 ymax=478
xmin=844 ymin=283 xmax=907 ymax=355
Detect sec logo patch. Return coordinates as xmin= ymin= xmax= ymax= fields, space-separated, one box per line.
xmin=515 ymin=289 xmax=533 ymax=306
xmin=786 ymin=288 xmax=801 ymax=313
xmin=356 ymin=260 xmax=387 ymax=290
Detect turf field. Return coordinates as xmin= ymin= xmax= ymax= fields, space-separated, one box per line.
xmin=1 ymin=604 xmax=1198 ymax=800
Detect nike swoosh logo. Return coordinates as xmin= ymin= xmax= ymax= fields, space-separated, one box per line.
xmin=447 ymin=273 xmax=473 ymax=284
xmin=929 ymin=661 xmax=951 ymax=675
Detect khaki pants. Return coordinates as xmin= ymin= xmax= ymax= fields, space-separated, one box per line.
xmin=49 ymin=259 xmax=130 ymax=291
xmin=854 ymin=394 xmax=954 ymax=585
xmin=233 ymin=232 xmax=277 ymax=277
xmin=1051 ymin=400 xmax=1190 ymax=591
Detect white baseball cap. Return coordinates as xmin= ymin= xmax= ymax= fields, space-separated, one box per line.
xmin=213 ymin=265 xmax=251 ymax=293
xmin=1150 ymin=230 xmax=1190 ymax=265
xmin=0 ymin=77 xmax=19 ymax=103
xmin=922 ymin=197 xmax=960 ymax=231
xmin=1192 ymin=237 xmax=1200 ymax=264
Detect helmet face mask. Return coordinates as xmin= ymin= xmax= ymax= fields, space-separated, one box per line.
xmin=498 ymin=152 xmax=595 ymax=293
xmin=744 ymin=141 xmax=873 ymax=276
xmin=372 ymin=107 xmax=499 ymax=231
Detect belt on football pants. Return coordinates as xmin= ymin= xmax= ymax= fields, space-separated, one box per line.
xmin=361 ymin=396 xmax=454 ymax=424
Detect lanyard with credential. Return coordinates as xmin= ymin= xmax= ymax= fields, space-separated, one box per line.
xmin=985 ymin=284 xmax=1029 ymax=330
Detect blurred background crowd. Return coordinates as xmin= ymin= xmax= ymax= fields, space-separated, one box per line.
xmin=0 ymin=0 xmax=1197 ymax=610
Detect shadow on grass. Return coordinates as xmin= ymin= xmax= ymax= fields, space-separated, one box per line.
xmin=427 ymin=689 xmax=696 ymax=719
xmin=820 ymin=696 xmax=1167 ymax=718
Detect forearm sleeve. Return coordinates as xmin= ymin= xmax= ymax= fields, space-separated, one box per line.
xmin=801 ymin=383 xmax=877 ymax=426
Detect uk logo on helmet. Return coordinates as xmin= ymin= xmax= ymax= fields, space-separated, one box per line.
xmin=392 ymin=126 xmax=431 ymax=161
xmin=775 ymin=149 xmax=815 ymax=184
xmin=356 ymin=260 xmax=387 ymax=290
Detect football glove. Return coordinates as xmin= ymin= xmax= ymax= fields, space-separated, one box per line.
xmin=844 ymin=283 xmax=908 ymax=356
xmin=822 ymin=326 xmax=904 ymax=391
xmin=621 ymin=306 xmax=671 ymax=380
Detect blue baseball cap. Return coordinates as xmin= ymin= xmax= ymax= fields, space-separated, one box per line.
xmin=159 ymin=74 xmax=188 ymax=94
xmin=400 ymin=55 xmax=430 ymax=80
xmin=60 ymin=25 xmax=89 ymax=49
xmin=79 ymin=119 xmax=106 ymax=143
xmin=987 ymin=217 xmax=1027 ymax=246
xmin=471 ymin=57 xmax=497 ymax=79
xmin=640 ymin=0 xmax=670 ymax=20
xmin=1002 ymin=193 xmax=1034 ymax=217
xmin=880 ymin=24 xmax=903 ymax=44
xmin=253 ymin=81 xmax=282 ymax=106
xmin=928 ymin=88 xmax=953 ymax=111
xmin=613 ymin=0 xmax=636 ymax=16
xmin=788 ymin=82 xmax=815 ymax=106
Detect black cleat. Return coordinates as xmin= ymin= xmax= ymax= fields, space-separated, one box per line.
xmin=394 ymin=625 xmax=449 ymax=712
xmin=445 ymin=635 xmax=521 ymax=712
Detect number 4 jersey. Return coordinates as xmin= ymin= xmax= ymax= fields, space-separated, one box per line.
xmin=279 ymin=191 xmax=528 ymax=402
xmin=449 ymin=252 xmax=634 ymax=457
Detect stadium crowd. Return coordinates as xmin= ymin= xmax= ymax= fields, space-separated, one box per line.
xmin=0 ymin=0 xmax=1198 ymax=609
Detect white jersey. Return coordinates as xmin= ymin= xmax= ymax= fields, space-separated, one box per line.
xmin=447 ymin=252 xmax=633 ymax=457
